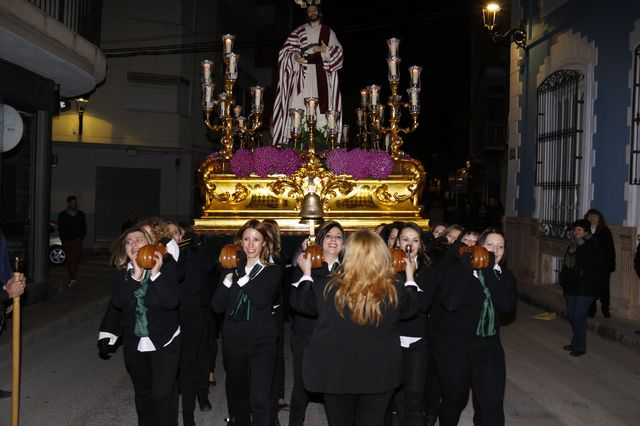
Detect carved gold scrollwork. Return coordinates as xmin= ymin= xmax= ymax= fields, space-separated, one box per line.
xmin=373 ymin=159 xmax=424 ymax=205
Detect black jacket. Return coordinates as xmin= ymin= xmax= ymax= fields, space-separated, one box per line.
xmin=57 ymin=209 xmax=87 ymax=242
xmin=288 ymin=262 xmax=334 ymax=338
xmin=560 ymin=236 xmax=604 ymax=297
xmin=591 ymin=225 xmax=616 ymax=273
xmin=110 ymin=262 xmax=181 ymax=349
xmin=291 ymin=276 xmax=420 ymax=394
xmin=212 ymin=263 xmax=282 ymax=340
xmin=438 ymin=258 xmax=517 ymax=339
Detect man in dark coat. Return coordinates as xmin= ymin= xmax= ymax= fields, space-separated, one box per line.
xmin=57 ymin=195 xmax=87 ymax=287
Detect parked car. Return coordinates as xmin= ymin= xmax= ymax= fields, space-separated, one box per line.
xmin=49 ymin=222 xmax=66 ymax=265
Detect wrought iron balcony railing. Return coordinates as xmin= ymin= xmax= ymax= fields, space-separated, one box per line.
xmin=27 ymin=0 xmax=102 ymax=46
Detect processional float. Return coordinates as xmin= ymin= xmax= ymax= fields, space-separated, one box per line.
xmin=194 ymin=35 xmax=428 ymax=235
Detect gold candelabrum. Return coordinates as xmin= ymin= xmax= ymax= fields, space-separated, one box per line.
xmin=288 ymin=102 xmax=345 ymax=151
xmin=201 ymin=34 xmax=264 ymax=160
xmin=355 ymin=38 xmax=422 ymax=160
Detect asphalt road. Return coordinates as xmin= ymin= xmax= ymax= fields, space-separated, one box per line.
xmin=0 ymin=301 xmax=639 ymax=425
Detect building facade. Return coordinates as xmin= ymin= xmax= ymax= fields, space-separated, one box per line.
xmin=50 ymin=0 xmax=287 ymax=247
xmin=0 ymin=0 xmax=105 ymax=301
xmin=503 ymin=0 xmax=640 ymax=320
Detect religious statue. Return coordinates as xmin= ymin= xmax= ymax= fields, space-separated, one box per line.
xmin=271 ymin=1 xmax=344 ymax=146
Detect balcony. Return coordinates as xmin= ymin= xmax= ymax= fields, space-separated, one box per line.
xmin=0 ymin=0 xmax=106 ymax=97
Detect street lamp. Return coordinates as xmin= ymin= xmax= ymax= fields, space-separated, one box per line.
xmin=75 ymin=97 xmax=88 ymax=136
xmin=482 ymin=3 xmax=527 ymax=50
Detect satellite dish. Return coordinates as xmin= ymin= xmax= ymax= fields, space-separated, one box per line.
xmin=0 ymin=104 xmax=24 ymax=153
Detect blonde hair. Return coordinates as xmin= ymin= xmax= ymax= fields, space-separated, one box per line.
xmin=136 ymin=217 xmax=172 ymax=243
xmin=325 ymin=230 xmax=398 ymax=326
xmin=110 ymin=227 xmax=152 ymax=268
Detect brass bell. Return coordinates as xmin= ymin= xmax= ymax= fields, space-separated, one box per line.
xmin=300 ymin=192 xmax=324 ymax=220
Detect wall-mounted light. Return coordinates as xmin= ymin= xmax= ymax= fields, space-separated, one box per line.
xmin=75 ymin=97 xmax=88 ymax=135
xmin=482 ymin=3 xmax=527 ymax=50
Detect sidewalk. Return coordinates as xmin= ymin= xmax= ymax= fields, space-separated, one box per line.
xmin=0 ymin=252 xmax=113 ymax=359
xmin=519 ymin=282 xmax=640 ymax=351
xmin=2 ymin=255 xmax=640 ymax=360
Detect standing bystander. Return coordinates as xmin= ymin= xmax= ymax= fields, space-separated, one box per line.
xmin=584 ymin=209 xmax=615 ymax=318
xmin=57 ymin=195 xmax=87 ymax=287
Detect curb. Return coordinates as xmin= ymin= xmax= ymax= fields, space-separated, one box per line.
xmin=0 ymin=295 xmax=111 ymax=360
xmin=519 ymin=291 xmax=640 ymax=352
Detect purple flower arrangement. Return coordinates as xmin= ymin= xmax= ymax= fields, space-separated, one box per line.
xmin=230 ymin=147 xmax=304 ymax=177
xmin=229 ymin=147 xmax=394 ymax=179
xmin=326 ymin=148 xmax=394 ymax=179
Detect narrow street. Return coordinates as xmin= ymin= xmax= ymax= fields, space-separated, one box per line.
xmin=0 ymin=298 xmax=638 ymax=425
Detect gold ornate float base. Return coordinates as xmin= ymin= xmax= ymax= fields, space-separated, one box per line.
xmin=194 ymin=157 xmax=429 ymax=234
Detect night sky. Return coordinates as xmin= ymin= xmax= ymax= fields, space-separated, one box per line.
xmin=290 ymin=0 xmax=474 ymax=182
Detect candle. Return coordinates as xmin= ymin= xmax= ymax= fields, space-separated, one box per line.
xmin=304 ymin=97 xmax=318 ymax=119
xmin=360 ymin=88 xmax=368 ymax=108
xmin=237 ymin=116 xmax=246 ymax=129
xmin=222 ymin=34 xmax=235 ymax=54
xmin=385 ymin=133 xmax=391 ymax=151
xmin=326 ymin=110 xmax=336 ymax=130
xmin=202 ymin=83 xmax=214 ymax=109
xmin=233 ymin=105 xmax=242 ymax=117
xmin=355 ymin=108 xmax=364 ymax=126
xmin=408 ymin=65 xmax=422 ymax=87
xmin=227 ymin=53 xmax=238 ymax=75
xmin=407 ymin=87 xmax=420 ymax=111
xmin=290 ymin=108 xmax=303 ymax=132
xmin=368 ymin=85 xmax=380 ymax=107
xmin=201 ymin=60 xmax=213 ymax=81
xmin=387 ymin=38 xmax=401 ymax=58
xmin=376 ymin=104 xmax=385 ymax=121
xmin=341 ymin=124 xmax=349 ymax=144
xmin=387 ymin=57 xmax=399 ymax=80
xmin=252 ymin=86 xmax=264 ymax=108
xmin=218 ymin=94 xmax=227 ymax=116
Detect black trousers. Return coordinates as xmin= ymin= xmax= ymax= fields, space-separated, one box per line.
xmin=124 ymin=335 xmax=181 ymax=426
xmin=223 ymin=335 xmax=277 ymax=426
xmin=289 ymin=332 xmax=313 ymax=426
xmin=324 ymin=389 xmax=395 ymax=426
xmin=392 ymin=339 xmax=429 ymax=426
xmin=434 ymin=337 xmax=505 ymax=426
xmin=179 ymin=309 xmax=209 ymax=425
xmin=589 ymin=273 xmax=611 ymax=314
xmin=423 ymin=339 xmax=441 ymax=417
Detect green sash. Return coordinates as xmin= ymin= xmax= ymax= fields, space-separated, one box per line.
xmin=475 ymin=270 xmax=496 ymax=337
xmin=133 ymin=270 xmax=152 ymax=337
xmin=228 ymin=264 xmax=263 ymax=322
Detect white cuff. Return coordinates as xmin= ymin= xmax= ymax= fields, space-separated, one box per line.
xmin=98 ymin=332 xmax=118 ymax=346
xmin=223 ymin=278 xmax=232 ymax=288
xmin=404 ymin=281 xmax=422 ymax=292
xmin=292 ymin=275 xmax=313 ymax=288
xmin=150 ymin=272 xmax=161 ymax=281
xmin=166 ymin=239 xmax=180 ymax=261
xmin=237 ymin=275 xmax=250 ymax=287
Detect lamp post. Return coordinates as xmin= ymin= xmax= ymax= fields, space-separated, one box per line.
xmin=482 ymin=3 xmax=527 ymax=50
xmin=75 ymin=97 xmax=88 ymax=136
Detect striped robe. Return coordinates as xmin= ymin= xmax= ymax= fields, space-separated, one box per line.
xmin=271 ymin=23 xmax=343 ymax=146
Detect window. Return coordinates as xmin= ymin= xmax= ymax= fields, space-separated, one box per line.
xmin=126 ymin=72 xmax=190 ymax=115
xmin=630 ymin=45 xmax=640 ymax=184
xmin=535 ymin=70 xmax=584 ymax=238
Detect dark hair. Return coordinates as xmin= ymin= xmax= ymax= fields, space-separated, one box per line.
xmin=583 ymin=209 xmax=607 ymax=227
xmin=234 ymin=219 xmax=272 ymax=264
xmin=397 ymin=222 xmax=430 ymax=274
xmin=572 ymin=219 xmax=591 ymax=232
xmin=67 ymin=195 xmax=77 ymax=203
xmin=315 ymin=220 xmax=344 ymax=247
xmin=476 ymin=228 xmax=507 ymax=265
xmin=261 ymin=219 xmax=282 ymax=262
xmin=380 ymin=221 xmax=404 ymax=248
